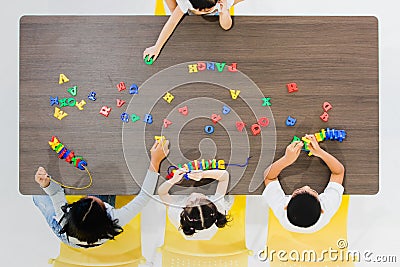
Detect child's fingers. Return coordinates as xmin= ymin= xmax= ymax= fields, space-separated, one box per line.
xmin=289 ymin=141 xmax=301 ymax=151
xmin=163 ymin=139 xmax=170 ymax=147
xmin=175 ymin=170 xmax=185 ymax=176
xmin=151 ymin=140 xmax=159 ymax=151
xmin=294 ymin=141 xmax=304 ymax=151
xmin=306 ymin=135 xmax=318 ymax=146
xmin=177 ymin=168 xmax=186 ymax=174
xmin=288 ymin=141 xmax=297 ymax=149
xmin=36 ymin=167 xmax=47 ymax=176
xmin=163 ymin=147 xmax=170 ymax=156
xmin=305 ymin=135 xmax=319 ymax=151
xmin=143 ymin=49 xmax=149 ymax=59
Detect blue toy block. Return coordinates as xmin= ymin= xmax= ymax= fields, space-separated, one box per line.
xmin=88 ymin=91 xmax=97 ymax=101
xmin=325 ymin=128 xmax=333 ymax=140
xmin=129 ymin=84 xmax=139 ymax=94
xmin=206 ymin=62 xmax=215 ymax=70
xmin=204 ymin=125 xmax=214 ymax=134
xmin=60 ymin=149 xmax=71 ymax=160
xmin=340 ymin=130 xmax=347 ymax=140
xmin=50 ymin=96 xmax=59 ymax=106
xmin=143 ymin=114 xmax=153 ymax=124
xmin=338 ymin=130 xmax=347 ymax=142
xmin=77 ymin=160 xmax=88 ymax=170
xmin=183 ymin=173 xmax=190 ymax=180
xmin=285 ymin=116 xmax=297 ymax=126
xmin=120 ymin=112 xmax=130 ymax=123
xmin=222 ymin=105 xmax=231 ymax=115
xmin=326 ymin=128 xmax=338 ymax=140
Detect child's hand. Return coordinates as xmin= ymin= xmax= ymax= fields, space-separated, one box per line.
xmin=283 ymin=141 xmax=303 ymax=165
xmin=218 ymin=0 xmax=229 ymax=12
xmin=170 ymin=169 xmax=185 ymax=184
xmin=143 ymin=45 xmax=161 ymax=63
xmin=187 ymin=170 xmax=203 ymax=181
xmin=150 ymin=138 xmax=170 ymax=171
xmin=35 ymin=166 xmax=50 ymax=188
xmin=305 ymin=135 xmax=324 ymax=157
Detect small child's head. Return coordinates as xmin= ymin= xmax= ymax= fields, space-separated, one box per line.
xmin=180 ymin=193 xmax=228 ymax=236
xmin=59 ymin=196 xmax=123 ymax=246
xmin=189 ymin=0 xmax=219 ymax=13
xmin=287 ymin=186 xmax=322 ymax=228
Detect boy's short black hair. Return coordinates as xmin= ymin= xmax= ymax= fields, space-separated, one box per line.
xmin=287 ymin=193 xmax=321 ymax=228
xmin=189 ymin=0 xmax=218 ymax=10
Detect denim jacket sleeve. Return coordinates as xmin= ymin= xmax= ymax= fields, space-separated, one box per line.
xmin=42 ymin=181 xmax=67 ymax=221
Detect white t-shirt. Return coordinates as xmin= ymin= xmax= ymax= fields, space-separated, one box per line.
xmin=262 ymin=181 xmax=344 ymax=233
xmin=176 ymin=0 xmax=234 ymax=14
xmin=167 ymin=194 xmax=233 ymax=240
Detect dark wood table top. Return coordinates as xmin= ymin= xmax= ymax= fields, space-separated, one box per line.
xmin=19 ymin=16 xmax=378 ymax=195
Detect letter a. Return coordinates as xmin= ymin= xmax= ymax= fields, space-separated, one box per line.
xmin=59 ymin=74 xmax=69 ymax=84
xmin=230 ymin=89 xmax=241 ymax=100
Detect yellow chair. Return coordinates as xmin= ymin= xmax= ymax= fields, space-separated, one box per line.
xmin=159 ymin=196 xmax=250 ymax=267
xmin=154 ymin=0 xmax=166 ymax=16
xmin=49 ymin=196 xmax=145 ymax=267
xmin=266 ymin=195 xmax=356 ymax=267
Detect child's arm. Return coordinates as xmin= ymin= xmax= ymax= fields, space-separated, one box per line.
xmin=158 ymin=169 xmax=185 ymax=205
xmin=35 ymin=167 xmax=67 ymax=220
xmin=218 ymin=0 xmax=232 ymax=30
xmin=112 ymin=139 xmax=169 ymax=226
xmin=164 ymin=0 xmax=178 ymax=13
xmin=264 ymin=141 xmax=303 ymax=187
xmin=188 ymin=169 xmax=229 ymax=196
xmin=149 ymin=138 xmax=170 ymax=173
xmin=306 ymin=135 xmax=345 ymax=185
xmin=143 ymin=8 xmax=185 ymax=62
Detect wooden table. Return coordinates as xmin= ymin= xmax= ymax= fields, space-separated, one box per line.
xmin=19 ymin=16 xmax=378 ymax=195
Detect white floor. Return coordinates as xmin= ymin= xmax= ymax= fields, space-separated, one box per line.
xmin=1 ymin=1 xmax=399 ymax=266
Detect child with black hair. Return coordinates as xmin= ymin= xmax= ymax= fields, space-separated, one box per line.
xmin=33 ymin=139 xmax=169 ymax=248
xmin=158 ymin=169 xmax=232 ymax=239
xmin=143 ymin=0 xmax=244 ymax=62
xmin=263 ymin=135 xmax=345 ymax=233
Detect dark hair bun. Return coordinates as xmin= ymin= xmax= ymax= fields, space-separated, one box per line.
xmin=215 ymin=212 xmax=228 ymax=228
xmin=181 ymin=224 xmax=196 ymax=236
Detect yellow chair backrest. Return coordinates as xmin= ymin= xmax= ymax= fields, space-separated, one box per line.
xmin=49 ymin=196 xmax=144 ymax=267
xmin=266 ymin=195 xmax=356 ymax=267
xmin=160 ymin=196 xmax=249 ymax=266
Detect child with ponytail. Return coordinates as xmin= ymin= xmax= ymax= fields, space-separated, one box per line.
xmin=158 ymin=169 xmax=232 ymax=240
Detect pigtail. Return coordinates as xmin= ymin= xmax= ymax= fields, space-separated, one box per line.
xmin=181 ymin=224 xmax=197 ymax=236
xmin=215 ymin=211 xmax=229 ymax=228
xmin=179 ymin=209 xmax=199 ymax=236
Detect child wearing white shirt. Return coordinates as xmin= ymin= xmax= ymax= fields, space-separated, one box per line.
xmin=143 ymin=0 xmax=244 ymax=63
xmin=158 ymin=169 xmax=232 ymax=239
xmin=263 ymin=135 xmax=345 ymax=233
